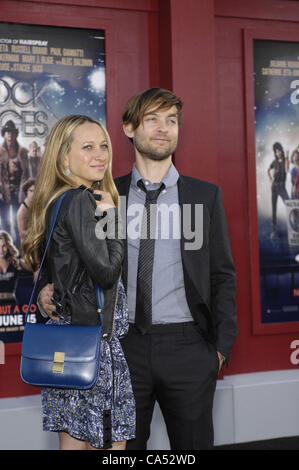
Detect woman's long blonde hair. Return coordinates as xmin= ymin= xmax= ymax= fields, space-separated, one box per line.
xmin=23 ymin=114 xmax=119 ymax=272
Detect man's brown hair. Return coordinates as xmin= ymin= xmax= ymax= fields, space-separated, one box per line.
xmin=122 ymin=87 xmax=183 ymax=130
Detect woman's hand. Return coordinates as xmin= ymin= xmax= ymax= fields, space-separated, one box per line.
xmin=93 ymin=190 xmax=115 ymax=212
xmin=39 ymin=283 xmax=59 ymax=321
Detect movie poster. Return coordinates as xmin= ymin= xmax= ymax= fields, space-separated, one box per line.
xmin=254 ymin=40 xmax=299 ymax=325
xmin=0 ymin=23 xmax=106 ymax=343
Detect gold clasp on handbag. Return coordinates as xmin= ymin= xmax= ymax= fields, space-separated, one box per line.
xmin=52 ymin=352 xmax=65 ymax=374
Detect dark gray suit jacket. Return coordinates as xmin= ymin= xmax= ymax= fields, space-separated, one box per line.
xmin=115 ymin=172 xmax=238 ymax=362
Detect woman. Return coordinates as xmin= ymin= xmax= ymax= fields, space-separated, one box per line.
xmin=17 ymin=178 xmax=36 ymax=242
xmin=0 ymin=230 xmax=30 ymax=342
xmin=267 ymin=142 xmax=289 ymax=236
xmin=22 ymin=115 xmax=135 ymax=450
xmin=290 ymin=149 xmax=299 ymax=199
xmin=0 ymin=230 xmax=27 ymax=301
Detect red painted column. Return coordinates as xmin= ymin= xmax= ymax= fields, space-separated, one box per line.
xmin=167 ymin=0 xmax=219 ymax=185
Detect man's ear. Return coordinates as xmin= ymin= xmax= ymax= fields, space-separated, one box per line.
xmin=122 ymin=123 xmax=135 ymax=139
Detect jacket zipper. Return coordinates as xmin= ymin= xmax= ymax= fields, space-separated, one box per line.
xmin=72 ymin=269 xmax=85 ymax=294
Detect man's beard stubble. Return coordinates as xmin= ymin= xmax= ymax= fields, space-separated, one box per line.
xmin=133 ymin=137 xmax=177 ymax=162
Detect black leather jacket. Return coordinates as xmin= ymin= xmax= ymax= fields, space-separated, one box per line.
xmin=39 ymin=186 xmax=124 ymax=342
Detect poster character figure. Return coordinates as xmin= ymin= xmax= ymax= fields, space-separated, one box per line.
xmin=28 ymin=141 xmax=42 ymax=178
xmin=0 ymin=120 xmax=30 ymax=246
xmin=294 ymin=171 xmax=299 ymax=200
xmin=289 ymin=209 xmax=299 ymax=233
xmin=17 ymin=178 xmax=36 ymax=243
xmin=290 ymin=149 xmax=299 ymax=200
xmin=0 ymin=230 xmax=28 ymax=306
xmin=267 ymin=142 xmax=289 ymax=237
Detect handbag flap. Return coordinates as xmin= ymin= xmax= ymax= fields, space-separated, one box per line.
xmin=22 ymin=323 xmax=101 ymax=363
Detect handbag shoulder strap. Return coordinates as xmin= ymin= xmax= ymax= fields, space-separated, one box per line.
xmin=25 ymin=192 xmax=68 ymax=322
xmin=25 ymin=190 xmax=105 ymax=324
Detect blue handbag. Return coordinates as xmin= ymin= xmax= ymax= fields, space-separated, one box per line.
xmin=20 ymin=192 xmax=104 ymax=389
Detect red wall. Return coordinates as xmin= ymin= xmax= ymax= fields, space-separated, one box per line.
xmin=0 ymin=0 xmax=160 ymax=397
xmin=0 ymin=0 xmax=299 ymax=398
xmin=213 ymin=0 xmax=299 ymax=375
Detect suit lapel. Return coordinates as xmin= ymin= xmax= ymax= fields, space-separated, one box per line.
xmin=177 ymin=176 xmax=208 ymax=308
xmin=177 ymin=174 xmax=196 ymax=255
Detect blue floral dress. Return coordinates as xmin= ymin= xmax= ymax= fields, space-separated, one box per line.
xmin=41 ymin=279 xmax=135 ymax=449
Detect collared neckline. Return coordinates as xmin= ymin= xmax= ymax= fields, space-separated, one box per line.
xmin=131 ymin=162 xmax=179 ymax=192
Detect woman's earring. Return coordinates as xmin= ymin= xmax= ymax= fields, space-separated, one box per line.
xmin=96 ymin=180 xmax=101 ymax=186
xmin=65 ymin=168 xmax=70 ymax=176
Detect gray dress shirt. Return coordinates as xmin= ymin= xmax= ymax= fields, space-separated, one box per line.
xmin=127 ymin=163 xmax=193 ymax=324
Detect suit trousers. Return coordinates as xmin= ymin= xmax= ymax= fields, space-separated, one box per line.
xmin=120 ymin=322 xmax=219 ymax=450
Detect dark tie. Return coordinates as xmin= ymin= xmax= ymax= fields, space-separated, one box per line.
xmin=135 ymin=180 xmax=165 ymax=334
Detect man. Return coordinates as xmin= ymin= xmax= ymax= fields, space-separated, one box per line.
xmin=28 ymin=141 xmax=42 ymax=178
xmin=0 ymin=120 xmax=30 ymax=244
xmin=38 ymin=88 xmax=237 ymax=450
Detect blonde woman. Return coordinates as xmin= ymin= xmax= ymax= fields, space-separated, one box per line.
xmin=23 ymin=115 xmax=135 ymax=450
xmin=0 ymin=230 xmax=28 ymax=300
xmin=0 ymin=230 xmax=23 ymax=273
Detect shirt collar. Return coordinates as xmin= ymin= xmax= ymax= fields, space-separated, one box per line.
xmin=131 ymin=162 xmax=179 ymax=189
